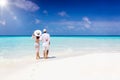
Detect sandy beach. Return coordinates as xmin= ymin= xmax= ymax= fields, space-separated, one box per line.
xmin=1 ymin=53 xmax=120 ymax=80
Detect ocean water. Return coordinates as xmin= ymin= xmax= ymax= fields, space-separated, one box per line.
xmin=0 ymin=36 xmax=120 ymax=59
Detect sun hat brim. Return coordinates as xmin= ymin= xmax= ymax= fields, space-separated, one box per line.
xmin=34 ymin=30 xmax=42 ymax=36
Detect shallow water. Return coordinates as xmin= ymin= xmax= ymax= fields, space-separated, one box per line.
xmin=0 ymin=36 xmax=120 ymax=59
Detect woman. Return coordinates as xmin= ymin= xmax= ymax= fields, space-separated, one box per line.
xmin=32 ymin=30 xmax=42 ymax=60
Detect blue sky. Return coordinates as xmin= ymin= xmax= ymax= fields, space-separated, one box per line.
xmin=0 ymin=0 xmax=120 ymax=35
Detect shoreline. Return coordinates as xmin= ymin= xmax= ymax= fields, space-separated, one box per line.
xmin=0 ymin=35 xmax=120 ymax=37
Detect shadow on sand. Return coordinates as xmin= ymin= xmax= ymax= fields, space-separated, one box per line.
xmin=40 ymin=56 xmax=56 ymax=59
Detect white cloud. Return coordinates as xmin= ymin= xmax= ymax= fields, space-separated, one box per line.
xmin=49 ymin=20 xmax=83 ymax=31
xmin=48 ymin=17 xmax=120 ymax=31
xmin=43 ymin=10 xmax=48 ymax=14
xmin=50 ymin=21 xmax=82 ymax=26
xmin=0 ymin=20 xmax=6 ymax=26
xmin=58 ymin=11 xmax=69 ymax=17
xmin=12 ymin=0 xmax=40 ymax=12
xmin=50 ymin=17 xmax=92 ymax=29
xmin=92 ymin=21 xmax=120 ymax=27
xmin=47 ymin=17 xmax=120 ymax=34
xmin=67 ymin=26 xmax=75 ymax=29
xmin=13 ymin=16 xmax=17 ymax=20
xmin=82 ymin=17 xmax=91 ymax=28
xmin=35 ymin=19 xmax=41 ymax=24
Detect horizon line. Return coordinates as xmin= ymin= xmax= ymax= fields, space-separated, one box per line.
xmin=0 ymin=35 xmax=120 ymax=37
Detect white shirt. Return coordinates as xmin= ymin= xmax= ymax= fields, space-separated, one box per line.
xmin=41 ymin=33 xmax=50 ymax=45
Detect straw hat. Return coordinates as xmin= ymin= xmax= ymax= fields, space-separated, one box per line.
xmin=34 ymin=30 xmax=42 ymax=36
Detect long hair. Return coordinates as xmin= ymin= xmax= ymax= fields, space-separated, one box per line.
xmin=36 ymin=36 xmax=40 ymax=39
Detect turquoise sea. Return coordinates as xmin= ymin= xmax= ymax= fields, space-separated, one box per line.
xmin=0 ymin=36 xmax=120 ymax=59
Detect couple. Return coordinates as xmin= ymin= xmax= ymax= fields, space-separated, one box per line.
xmin=32 ymin=29 xmax=50 ymax=60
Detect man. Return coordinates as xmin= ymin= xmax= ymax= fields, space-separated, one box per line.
xmin=41 ymin=29 xmax=50 ymax=59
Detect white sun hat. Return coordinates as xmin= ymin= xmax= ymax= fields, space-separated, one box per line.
xmin=34 ymin=30 xmax=42 ymax=36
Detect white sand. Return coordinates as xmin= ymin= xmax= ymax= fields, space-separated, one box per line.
xmin=1 ymin=53 xmax=120 ymax=80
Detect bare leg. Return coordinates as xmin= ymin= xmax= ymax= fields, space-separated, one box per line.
xmin=37 ymin=52 xmax=40 ymax=59
xmin=46 ymin=50 xmax=49 ymax=58
xmin=45 ymin=50 xmax=47 ymax=59
xmin=35 ymin=45 xmax=40 ymax=60
xmin=43 ymin=50 xmax=45 ymax=59
xmin=43 ymin=50 xmax=48 ymax=59
xmin=36 ymin=52 xmax=40 ymax=60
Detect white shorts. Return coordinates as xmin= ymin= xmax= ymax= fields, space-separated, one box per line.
xmin=42 ymin=43 xmax=49 ymax=51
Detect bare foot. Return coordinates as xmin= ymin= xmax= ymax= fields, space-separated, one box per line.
xmin=36 ymin=56 xmax=40 ymax=60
